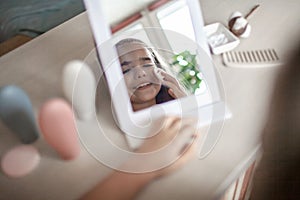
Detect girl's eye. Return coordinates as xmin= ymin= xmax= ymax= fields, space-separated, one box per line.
xmin=143 ymin=64 xmax=154 ymax=67
xmin=123 ymin=69 xmax=131 ymax=74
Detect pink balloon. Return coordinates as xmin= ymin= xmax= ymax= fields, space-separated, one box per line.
xmin=38 ymin=98 xmax=80 ymax=160
xmin=1 ymin=145 xmax=40 ymax=178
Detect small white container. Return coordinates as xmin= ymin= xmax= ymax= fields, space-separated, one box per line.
xmin=204 ymin=22 xmax=240 ymax=55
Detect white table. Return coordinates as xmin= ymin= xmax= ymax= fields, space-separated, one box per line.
xmin=1 ymin=0 xmax=299 ymax=199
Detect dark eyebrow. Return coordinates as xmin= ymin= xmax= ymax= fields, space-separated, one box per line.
xmin=139 ymin=57 xmax=152 ymax=61
xmin=121 ymin=61 xmax=131 ymax=67
xmin=121 ymin=57 xmax=151 ymax=67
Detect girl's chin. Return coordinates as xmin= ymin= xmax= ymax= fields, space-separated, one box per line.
xmin=130 ymin=93 xmax=157 ymax=104
xmin=129 ymin=85 xmax=160 ymax=103
xmin=134 ymin=96 xmax=156 ymax=103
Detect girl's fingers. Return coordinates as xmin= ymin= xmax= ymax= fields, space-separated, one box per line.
xmin=163 ymin=80 xmax=186 ymax=98
xmin=160 ymin=71 xmax=179 ymax=86
xmin=162 ymin=79 xmax=178 ymax=92
xmin=178 ymin=126 xmax=200 ymax=156
xmin=162 ymin=116 xmax=181 ymax=130
xmin=168 ymin=89 xmax=176 ymax=98
xmin=178 ymin=137 xmax=198 ymax=157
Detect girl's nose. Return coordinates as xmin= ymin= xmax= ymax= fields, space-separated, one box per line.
xmin=134 ymin=67 xmax=146 ymax=79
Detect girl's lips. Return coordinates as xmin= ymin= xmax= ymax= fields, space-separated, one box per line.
xmin=135 ymin=83 xmax=152 ymax=90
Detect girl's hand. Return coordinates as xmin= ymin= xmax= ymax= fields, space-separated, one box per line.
xmin=136 ymin=116 xmax=200 ymax=178
xmin=154 ymin=68 xmax=187 ymax=98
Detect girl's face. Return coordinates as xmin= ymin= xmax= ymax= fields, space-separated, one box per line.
xmin=118 ymin=47 xmax=161 ymax=104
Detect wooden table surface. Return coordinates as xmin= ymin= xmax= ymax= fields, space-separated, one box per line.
xmin=0 ymin=0 xmax=300 ymax=199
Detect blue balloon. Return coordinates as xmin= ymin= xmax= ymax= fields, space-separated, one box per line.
xmin=0 ymin=85 xmax=39 ymax=143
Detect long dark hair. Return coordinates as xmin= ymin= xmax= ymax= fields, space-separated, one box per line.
xmin=251 ymin=43 xmax=300 ymax=199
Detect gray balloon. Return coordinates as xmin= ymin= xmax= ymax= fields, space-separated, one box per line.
xmin=0 ymin=85 xmax=39 ymax=143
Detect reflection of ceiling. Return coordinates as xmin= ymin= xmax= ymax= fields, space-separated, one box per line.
xmin=102 ymin=0 xmax=157 ymax=25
